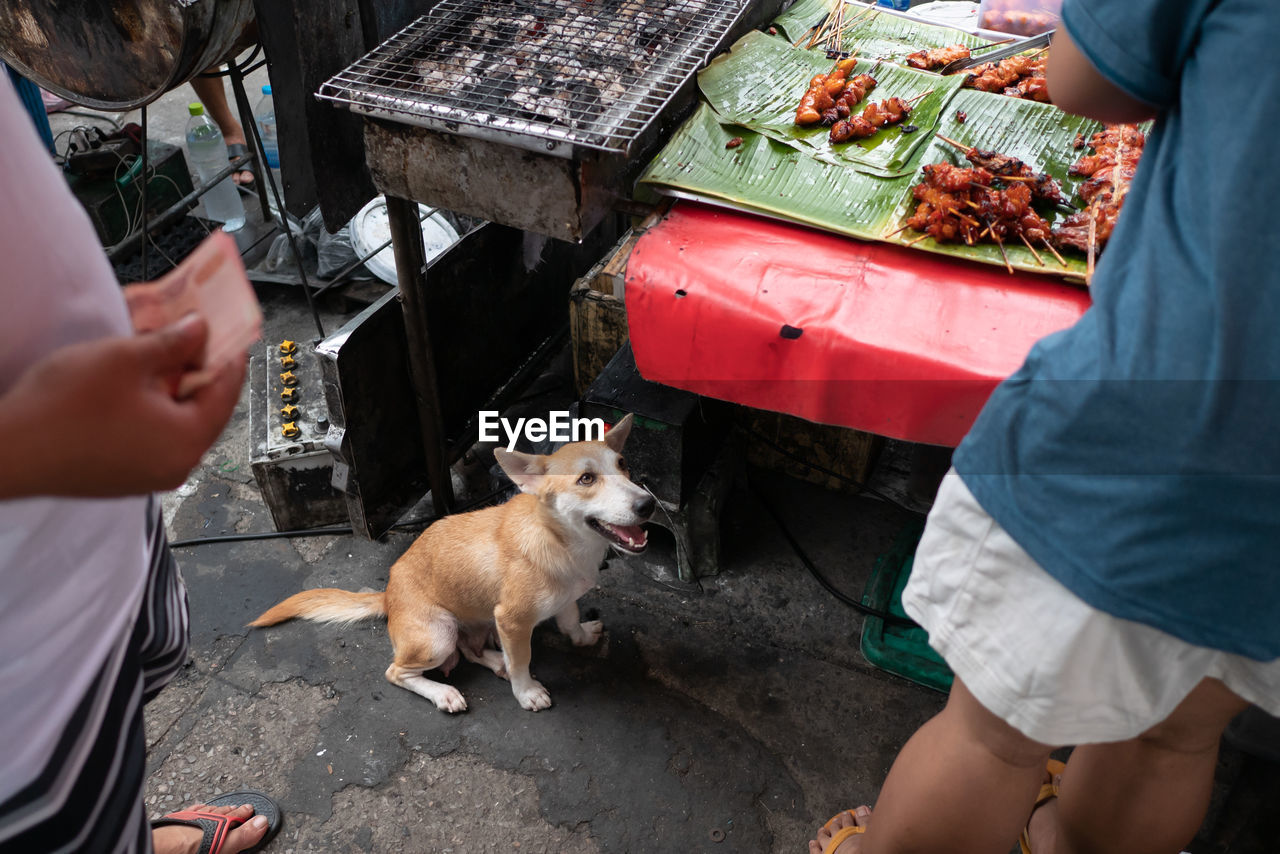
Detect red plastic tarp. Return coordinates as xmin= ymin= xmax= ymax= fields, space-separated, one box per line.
xmin=624 ymin=201 xmax=1092 ymax=447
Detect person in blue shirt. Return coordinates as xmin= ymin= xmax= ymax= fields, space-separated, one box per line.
xmin=809 ymin=1 xmax=1280 ymax=852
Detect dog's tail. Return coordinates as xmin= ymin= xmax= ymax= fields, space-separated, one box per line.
xmin=248 ymin=589 xmax=387 ymax=628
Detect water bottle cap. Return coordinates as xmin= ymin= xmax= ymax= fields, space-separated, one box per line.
xmin=188 ymin=102 xmax=205 ymax=116
xmin=262 ymin=85 xmax=272 ymax=95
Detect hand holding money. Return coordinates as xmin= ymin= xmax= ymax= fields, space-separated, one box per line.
xmin=0 ymin=232 xmax=260 ymax=499
xmin=124 ymin=230 xmax=262 ymax=397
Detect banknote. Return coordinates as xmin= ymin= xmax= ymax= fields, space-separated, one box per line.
xmin=123 ymin=230 xmax=262 ymax=397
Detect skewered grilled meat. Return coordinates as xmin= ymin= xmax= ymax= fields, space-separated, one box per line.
xmin=1005 ymin=76 xmax=1050 ymax=102
xmin=1053 ymin=124 xmax=1145 ymax=256
xmin=904 ymin=163 xmax=1053 ymax=266
xmin=829 ymin=96 xmax=913 ymax=144
xmin=796 ymin=59 xmax=876 ymax=127
xmin=905 ymin=44 xmax=971 ymax=71
xmin=946 ymin=143 xmax=1067 ymax=205
xmin=962 ymin=54 xmax=1048 ymax=102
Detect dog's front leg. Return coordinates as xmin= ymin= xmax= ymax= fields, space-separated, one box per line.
xmin=555 ymin=601 xmax=603 ymax=647
xmin=494 ymin=603 xmax=551 ymax=711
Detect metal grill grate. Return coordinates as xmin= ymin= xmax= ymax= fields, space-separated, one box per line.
xmin=318 ymin=0 xmax=749 ymax=157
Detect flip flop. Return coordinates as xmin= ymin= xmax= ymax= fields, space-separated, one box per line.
xmin=1018 ymin=758 xmax=1066 ymax=854
xmin=225 ymin=143 xmax=257 ymax=189
xmin=819 ymin=808 xmax=866 ymax=853
xmin=151 ymin=789 xmax=282 ymax=854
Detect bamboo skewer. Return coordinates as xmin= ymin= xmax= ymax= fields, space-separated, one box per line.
xmin=935 ymin=134 xmax=973 ymax=154
xmin=1086 ymin=213 xmax=1096 ymax=283
xmin=947 ymin=208 xmax=981 ymax=227
xmin=826 ymin=1 xmax=847 ymax=52
xmin=806 ymin=19 xmax=828 ymax=49
xmin=905 ymin=89 xmax=935 ymax=106
xmin=988 ymin=226 xmax=1014 ymax=274
xmin=905 ymin=233 xmax=931 ymax=247
xmin=1018 ymin=232 xmax=1045 ymax=265
xmin=883 ymin=222 xmax=913 ymax=239
xmin=793 ymin=20 xmax=820 ymax=47
xmin=1041 ymin=237 xmax=1069 ymax=269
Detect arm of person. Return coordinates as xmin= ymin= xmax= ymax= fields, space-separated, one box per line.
xmin=1046 ymin=26 xmax=1158 ymax=124
xmin=0 ymin=315 xmax=246 ymax=500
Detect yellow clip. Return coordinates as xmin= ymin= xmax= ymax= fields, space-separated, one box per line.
xmin=280 ymin=405 xmax=299 ymax=420
xmin=280 ymin=355 xmax=297 ymax=370
xmin=279 ymin=371 xmax=299 ymax=387
xmin=280 ymin=387 xmax=299 ymax=403
xmin=281 ymin=422 xmax=301 ymax=439
xmin=279 ymin=340 xmax=298 ymax=355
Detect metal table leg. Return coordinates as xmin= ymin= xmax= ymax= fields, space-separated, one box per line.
xmin=385 ymin=194 xmax=455 ymax=515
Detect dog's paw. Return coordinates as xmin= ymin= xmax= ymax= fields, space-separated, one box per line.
xmin=574 ymin=620 xmax=605 ymax=647
xmin=433 ymin=686 xmax=468 ymax=714
xmin=515 ymin=680 xmax=552 ymax=711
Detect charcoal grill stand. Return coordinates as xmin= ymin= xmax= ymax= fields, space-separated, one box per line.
xmin=385 ymin=195 xmax=455 ymax=512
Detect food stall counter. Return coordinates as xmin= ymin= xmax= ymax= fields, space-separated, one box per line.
xmin=624 ymin=201 xmax=1091 ymax=447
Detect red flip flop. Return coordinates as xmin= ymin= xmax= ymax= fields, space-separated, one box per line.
xmin=151 ymin=789 xmax=282 ymax=854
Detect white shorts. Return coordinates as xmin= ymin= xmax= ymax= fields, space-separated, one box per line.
xmin=901 ymin=471 xmax=1280 ymax=746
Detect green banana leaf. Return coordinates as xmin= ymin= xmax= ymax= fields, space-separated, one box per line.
xmin=881 ymin=87 xmax=1105 ymax=279
xmin=836 ymin=6 xmax=988 ymax=61
xmin=637 ymin=103 xmax=911 ymax=240
xmin=771 ymin=0 xmax=837 ymax=44
xmin=698 ymin=30 xmax=969 ymax=177
xmin=775 ymin=1 xmax=988 ymax=60
xmin=636 ymin=5 xmax=1126 ymax=280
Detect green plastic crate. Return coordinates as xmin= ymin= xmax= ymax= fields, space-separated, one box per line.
xmin=860 ymin=521 xmax=954 ymax=694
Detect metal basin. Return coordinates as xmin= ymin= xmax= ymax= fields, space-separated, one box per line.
xmin=0 ymin=0 xmax=256 ymax=109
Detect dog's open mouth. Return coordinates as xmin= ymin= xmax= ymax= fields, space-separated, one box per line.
xmin=588 ymin=519 xmax=648 ymax=554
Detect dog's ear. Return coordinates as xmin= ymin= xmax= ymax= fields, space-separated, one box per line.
xmin=603 ymin=413 xmax=633 ymax=452
xmin=495 ymin=448 xmax=547 ymax=493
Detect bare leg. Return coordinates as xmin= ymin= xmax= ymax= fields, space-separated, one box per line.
xmin=189 ymin=72 xmax=252 ymax=185
xmin=861 ymin=678 xmax=1054 ymax=854
xmin=555 ymin=601 xmax=603 ymax=647
xmin=1028 ymin=677 xmax=1250 ymax=854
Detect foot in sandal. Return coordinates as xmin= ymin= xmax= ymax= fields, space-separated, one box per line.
xmin=152 ymin=789 xmax=283 ymax=854
xmin=1020 ymin=759 xmax=1066 ymax=853
xmin=808 ymin=805 xmax=872 ymax=854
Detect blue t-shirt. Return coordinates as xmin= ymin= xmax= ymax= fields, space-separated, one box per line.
xmin=953 ymin=0 xmax=1280 ymax=660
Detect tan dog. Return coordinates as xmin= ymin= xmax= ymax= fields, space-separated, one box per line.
xmin=249 ymin=414 xmax=653 ymax=712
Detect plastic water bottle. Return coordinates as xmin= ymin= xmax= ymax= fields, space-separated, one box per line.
xmin=253 ymin=85 xmax=282 ymax=190
xmin=185 ymin=103 xmax=245 ymax=232
xmin=877 ymin=0 xmax=911 ymax=10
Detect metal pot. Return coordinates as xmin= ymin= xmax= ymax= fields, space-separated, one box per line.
xmin=0 ymin=0 xmax=256 ymax=110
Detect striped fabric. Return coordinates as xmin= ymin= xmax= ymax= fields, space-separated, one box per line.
xmin=0 ymin=499 xmax=189 ymax=853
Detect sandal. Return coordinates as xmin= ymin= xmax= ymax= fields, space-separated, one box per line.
xmin=151 ymin=789 xmax=282 ymax=854
xmin=1018 ymin=759 xmax=1066 ymax=854
xmin=225 ymin=143 xmax=257 ymax=189
xmin=819 ymin=808 xmax=866 ymax=853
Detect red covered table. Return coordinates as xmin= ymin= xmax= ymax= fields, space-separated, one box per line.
xmin=624 ymin=201 xmax=1092 ymax=447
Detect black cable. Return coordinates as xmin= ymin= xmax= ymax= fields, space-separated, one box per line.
xmin=737 ymin=423 xmax=927 ymax=518
xmin=56 ymin=110 xmax=123 ymax=131
xmin=747 ymin=474 xmax=916 ymax=627
xmin=169 ymin=485 xmax=513 ymax=549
